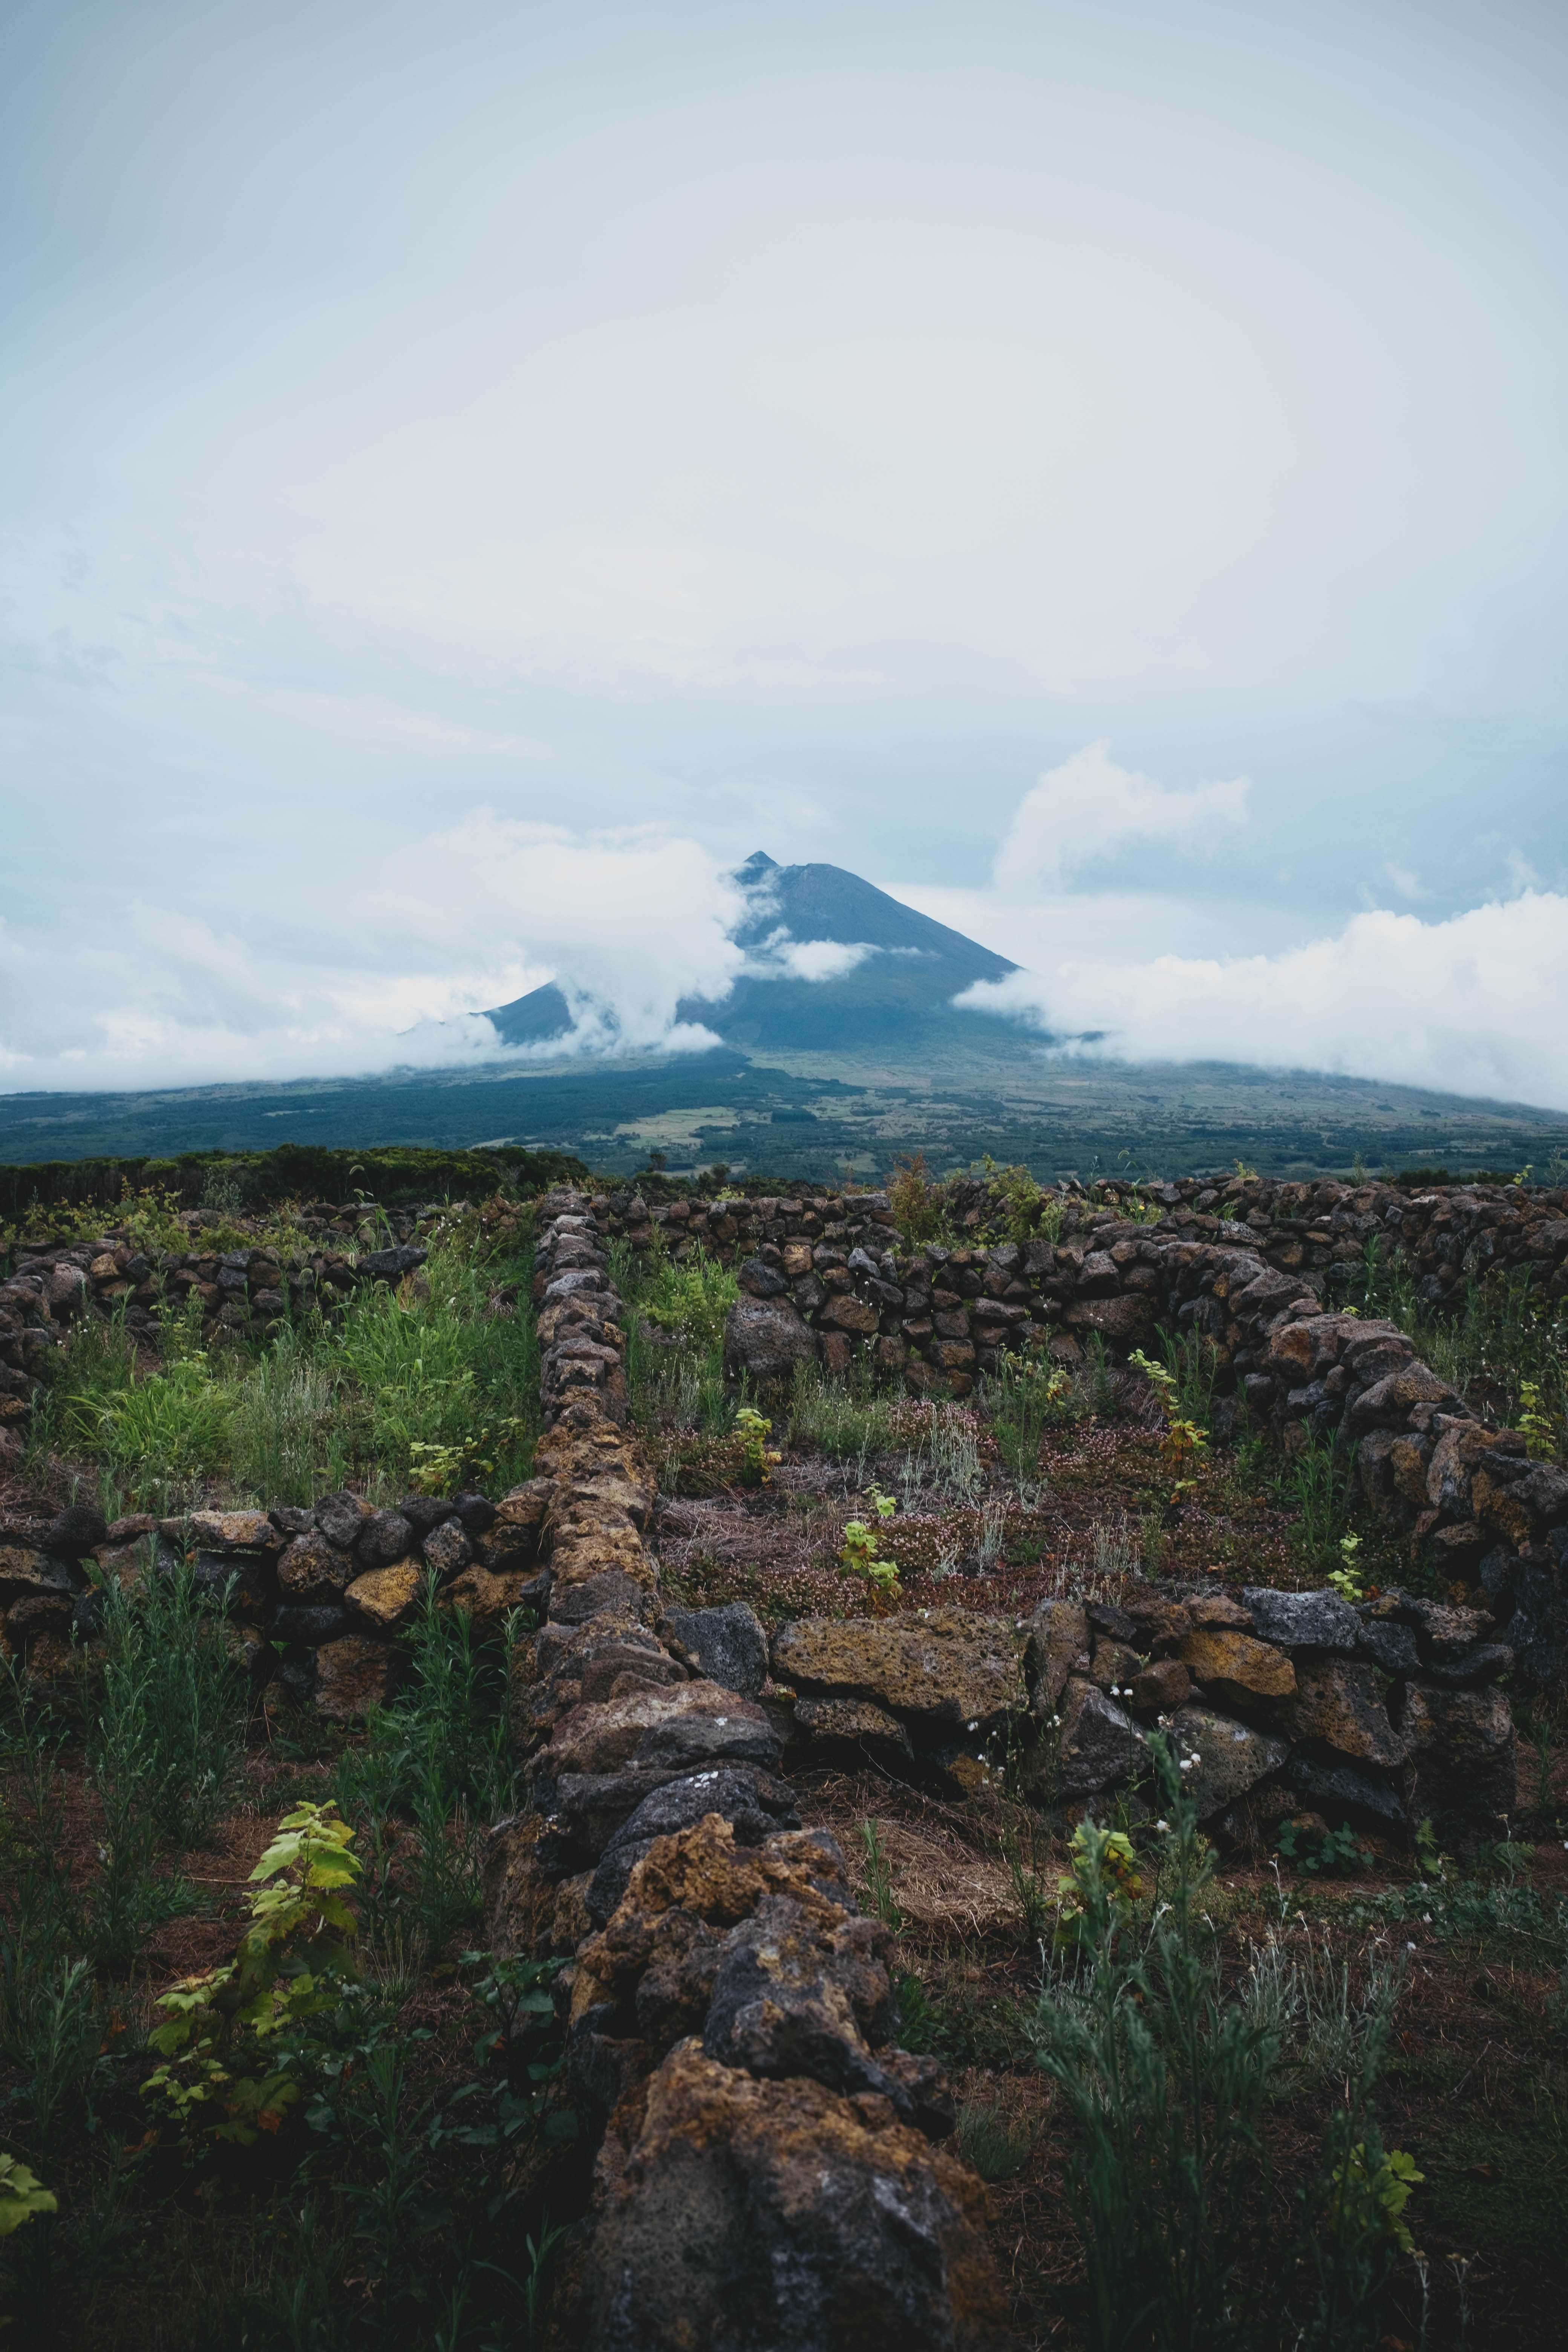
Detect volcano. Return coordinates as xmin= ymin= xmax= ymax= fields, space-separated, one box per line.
xmin=484 ymin=851 xmax=1021 ymax=1054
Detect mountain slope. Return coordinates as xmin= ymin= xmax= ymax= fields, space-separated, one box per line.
xmin=484 ymin=851 xmax=1017 ymax=1052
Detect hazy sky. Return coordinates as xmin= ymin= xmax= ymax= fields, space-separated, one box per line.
xmin=3 ymin=0 xmax=1566 ymax=1103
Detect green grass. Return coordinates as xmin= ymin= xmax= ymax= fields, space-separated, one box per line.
xmin=611 ymin=1235 xmax=737 ymax=1435
xmin=28 ymin=1224 xmax=540 ymax=1511
xmin=1422 ymin=2090 xmax=1568 ymax=2263
xmin=787 ymin=1357 xmax=903 ymax=1459
xmin=1352 ymin=1239 xmax=1568 ymax=1457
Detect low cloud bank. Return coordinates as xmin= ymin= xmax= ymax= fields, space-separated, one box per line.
xmin=0 ymin=817 xmax=875 ymax=1092
xmin=3 ymin=767 xmax=1560 ymax=1113
xmin=958 ymin=889 xmax=1568 ymax=1110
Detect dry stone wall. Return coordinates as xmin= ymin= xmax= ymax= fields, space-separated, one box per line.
xmin=763 ymin=1582 xmax=1516 ymax=1847
xmin=487 ymin=1189 xmax=1011 ymax=2351
xmin=585 ymin=1172 xmax=1566 ymax=1690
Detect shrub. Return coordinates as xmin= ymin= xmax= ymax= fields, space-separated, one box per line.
xmin=987 ymin=1344 xmax=1074 ymax=1481
xmin=95 ymin=1552 xmax=249 ymax=1848
xmin=888 ymin=1153 xmax=952 ymax=1247
xmin=1033 ymin=1744 xmax=1288 ymax=2352
xmin=841 ymin=1489 xmax=899 ymax=1594
xmin=142 ymin=1802 xmax=363 ymax=2150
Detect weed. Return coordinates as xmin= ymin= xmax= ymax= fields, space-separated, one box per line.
xmin=332 ymin=1583 xmax=512 ymax=1962
xmin=1085 ymin=1330 xmax=1117 ymax=1418
xmin=63 ymin=1316 xmax=235 ymax=1512
xmin=1158 ymin=1324 xmax=1220 ymax=1430
xmin=1281 ymin=1436 xmax=1361 ymax=1572
xmin=1276 ymin=1820 xmax=1371 ymax=1877
xmin=92 ymin=1550 xmax=251 ymax=1847
xmin=987 ymin=1344 xmax=1074 ymax=1481
xmin=788 ymin=1358 xmax=900 ymax=1460
xmin=0 ymin=1949 xmax=104 ymax=2158
xmin=1243 ymin=1926 xmax=1404 ymax=2092
xmin=1032 ymin=1735 xmax=1408 ymax=2352
xmin=85 ymin=1574 xmax=199 ymax=1969
xmin=956 ymin=2099 xmax=1032 ymax=2182
xmin=927 ymin=1407 xmax=983 ymax=1504
xmin=858 ymin=1820 xmax=906 ymax=1932
xmin=229 ymin=1324 xmax=344 ymax=1503
xmin=998 ymin=1808 xmax=1054 ymax=1945
xmin=1091 ymin=1515 xmax=1140 ymax=1580
xmin=841 ymin=1491 xmax=900 ymax=1594
xmin=889 ymin=1152 xmax=954 ymax=1247
xmin=337 ymin=2040 xmax=447 ymax=2337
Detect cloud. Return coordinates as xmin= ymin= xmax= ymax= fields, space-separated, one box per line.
xmin=957 ymin=890 xmax=1568 ymax=1110
xmin=0 ymin=820 xmax=752 ymax=1091
xmin=994 ymin=741 xmax=1250 ymax=894
xmin=750 ymin=929 xmax=876 ymax=984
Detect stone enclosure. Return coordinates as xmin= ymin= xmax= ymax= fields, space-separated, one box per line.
xmin=0 ymin=1169 xmax=1560 ymax=2346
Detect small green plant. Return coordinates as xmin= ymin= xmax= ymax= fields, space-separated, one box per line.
xmin=956 ymin=2099 xmax=1033 ymax=2182
xmin=858 ymin=1819 xmax=906 ymax=1932
xmin=142 ymin=1801 xmax=362 ymax=2149
xmin=1518 ymin=1378 xmax=1557 ymax=1461
xmin=1130 ymin=1348 xmax=1209 ymax=1496
xmin=1327 ymin=1531 xmax=1365 ymax=1604
xmin=1053 ymin=1820 xmax=1144 ymax=1950
xmin=733 ymin=1405 xmax=779 ymax=1487
xmin=840 ymin=1488 xmax=899 ymax=1593
xmin=1326 ymin=2142 xmax=1424 ymax=2256
xmin=1276 ymin=1819 xmax=1371 ymax=1877
xmin=0 ymin=2151 xmax=57 ymax=2237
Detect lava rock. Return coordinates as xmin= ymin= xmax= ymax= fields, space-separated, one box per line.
xmin=660 ymin=1601 xmax=769 ymax=1698
xmin=1166 ymin=1704 xmax=1288 ymax=1819
xmin=586 ymin=2042 xmax=1006 ymax=2352
xmin=1055 ymin=1678 xmax=1148 ymax=1798
xmin=46 ymin=1502 xmax=108 ymax=1557
xmin=722 ymin=1297 xmax=818 ymax=1387
xmin=1242 ymin=1587 xmax=1360 ymax=1653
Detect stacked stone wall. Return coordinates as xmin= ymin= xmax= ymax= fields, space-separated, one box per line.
xmin=590 ymin=1173 xmax=1565 ymax=1687
xmin=488 ymin=1190 xmax=1009 ymax=2349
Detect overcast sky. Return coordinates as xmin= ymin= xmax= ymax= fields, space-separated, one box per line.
xmin=2 ymin=0 xmax=1565 ymax=1105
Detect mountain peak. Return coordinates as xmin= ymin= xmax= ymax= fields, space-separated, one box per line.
xmin=484 ymin=850 xmax=1018 ymax=1054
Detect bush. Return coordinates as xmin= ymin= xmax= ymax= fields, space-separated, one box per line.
xmin=1033 ymin=1736 xmax=1415 ymax=2351
xmin=888 ymin=1153 xmax=952 ymax=1247
xmin=987 ymin=1344 xmax=1074 ymax=1481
